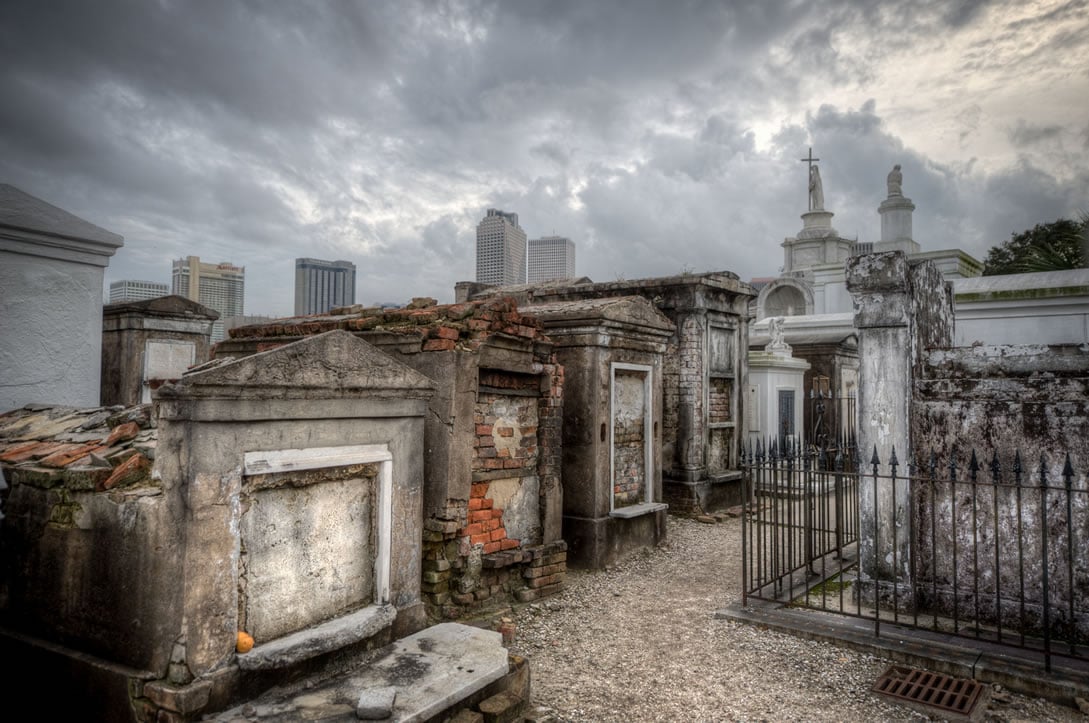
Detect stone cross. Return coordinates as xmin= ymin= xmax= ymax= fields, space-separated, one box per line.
xmin=799 ymin=147 xmax=820 ymax=211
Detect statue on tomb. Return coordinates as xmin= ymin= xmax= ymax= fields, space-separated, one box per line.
xmin=768 ymin=316 xmax=785 ymax=346
xmin=887 ymin=164 xmax=903 ymax=197
xmin=809 ymin=165 xmax=825 ymax=211
xmin=767 ymin=316 xmax=792 ymax=356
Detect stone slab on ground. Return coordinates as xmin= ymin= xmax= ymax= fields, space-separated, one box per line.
xmin=237 ymin=604 xmax=397 ymax=671
xmin=357 ymin=685 xmax=396 ymax=719
xmin=346 ymin=622 xmax=508 ymax=722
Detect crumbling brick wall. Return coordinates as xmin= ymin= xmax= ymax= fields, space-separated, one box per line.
xmin=219 ymin=297 xmax=568 ymax=620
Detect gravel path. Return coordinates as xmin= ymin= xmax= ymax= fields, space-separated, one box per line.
xmin=507 ymin=514 xmax=1084 ymax=722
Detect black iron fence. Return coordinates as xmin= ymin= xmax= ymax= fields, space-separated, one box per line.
xmin=741 ymin=441 xmax=1088 ymax=672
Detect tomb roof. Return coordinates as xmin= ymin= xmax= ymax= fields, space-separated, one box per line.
xmin=523 ymin=296 xmax=675 ymax=332
xmin=953 ymin=268 xmax=1089 ymax=297
xmin=0 ymin=403 xmax=156 ymax=492
xmin=223 ymin=296 xmax=547 ymax=352
xmin=0 ymin=183 xmax=123 ymax=248
xmin=103 ymin=294 xmax=220 ymax=319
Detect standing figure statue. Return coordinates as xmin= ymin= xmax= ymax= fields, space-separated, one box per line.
xmin=809 ymin=165 xmax=825 ymax=211
xmin=887 ymin=164 xmax=903 ymax=197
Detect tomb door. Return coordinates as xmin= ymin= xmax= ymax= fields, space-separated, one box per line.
xmin=142 ymin=339 xmax=195 ymax=403
xmin=610 ymin=363 xmax=653 ymax=510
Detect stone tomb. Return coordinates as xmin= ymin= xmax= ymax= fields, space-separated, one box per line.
xmin=0 ymin=330 xmax=438 ymax=721
xmin=100 ymin=294 xmax=218 ymax=406
xmin=526 ymin=297 xmax=673 ymax=567
xmin=214 ymin=297 xmax=569 ymax=617
xmin=463 ymin=272 xmax=755 ymax=514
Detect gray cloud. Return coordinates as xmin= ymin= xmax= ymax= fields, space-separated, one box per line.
xmin=0 ymin=0 xmax=1086 ymax=313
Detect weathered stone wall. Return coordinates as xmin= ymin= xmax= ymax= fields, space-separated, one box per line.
xmin=0 ymin=405 xmax=172 ymax=674
xmin=612 ymin=369 xmax=647 ymax=507
xmin=912 ymin=344 xmax=1089 ymax=636
xmin=464 ymin=273 xmax=754 ymax=514
xmin=217 ymin=298 xmax=568 ymax=619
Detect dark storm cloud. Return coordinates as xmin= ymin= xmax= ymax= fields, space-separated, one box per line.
xmin=0 ymin=0 xmax=1085 ymax=311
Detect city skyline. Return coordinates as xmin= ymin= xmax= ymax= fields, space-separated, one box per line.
xmin=108 ymin=279 xmax=169 ymax=304
xmin=476 ymin=208 xmax=527 ymax=286
xmin=528 ymin=236 xmax=576 ymax=283
xmin=171 ymin=256 xmax=245 ymax=342
xmin=295 ymin=257 xmax=356 ymax=315
xmin=2 ymin=2 xmax=1086 ymax=316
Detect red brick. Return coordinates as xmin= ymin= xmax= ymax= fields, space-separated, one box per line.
xmin=502 ymin=459 xmax=522 ymax=469
xmin=484 ymin=459 xmax=504 ymax=470
xmin=463 ymin=523 xmax=483 ymax=537
xmin=490 ymin=528 xmax=506 ymax=542
xmin=485 ymin=518 xmax=500 ymax=532
xmin=40 ymin=443 xmax=107 ymax=469
xmin=0 ymin=440 xmax=62 ymax=464
xmin=491 ymin=508 xmax=504 ymax=519
xmin=480 ymin=498 xmax=493 ymax=510
xmin=475 ymin=424 xmax=492 ymax=436
xmin=496 ymin=427 xmax=514 ymax=438
xmin=468 ymin=497 xmax=484 ymax=511
xmin=431 ymin=325 xmax=460 ymax=340
xmin=467 ymin=319 xmax=490 ymax=332
xmin=470 ymin=533 xmax=490 ymax=546
xmin=515 ymin=325 xmax=537 ymax=338
xmin=422 ymin=338 xmax=456 ymax=352
xmin=470 ymin=510 xmax=491 ymax=523
xmin=105 ymin=421 xmax=140 ymax=446
xmin=471 ymin=483 xmax=489 ymax=498
xmin=500 ymin=538 xmax=520 ymax=550
xmin=101 ymin=453 xmax=151 ymax=490
xmin=483 ymin=541 xmax=502 ymax=554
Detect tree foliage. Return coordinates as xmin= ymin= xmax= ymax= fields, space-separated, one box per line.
xmin=982 ymin=216 xmax=1088 ymax=276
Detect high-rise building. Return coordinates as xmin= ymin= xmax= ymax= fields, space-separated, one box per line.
xmin=528 ymin=236 xmax=576 ymax=283
xmin=476 ymin=208 xmax=526 ymax=285
xmin=171 ymin=256 xmax=244 ymax=342
xmin=294 ymin=258 xmax=356 ymax=315
xmin=108 ymin=279 xmax=169 ymax=303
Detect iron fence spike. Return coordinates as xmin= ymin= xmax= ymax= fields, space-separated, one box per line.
xmin=890 ymin=445 xmax=899 ymax=467
xmin=969 ymin=449 xmax=980 ymax=474
xmin=1062 ymin=453 xmax=1074 ymax=487
xmin=870 ymin=444 xmax=880 ymax=466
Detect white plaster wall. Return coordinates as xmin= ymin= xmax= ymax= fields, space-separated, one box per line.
xmin=954 ymin=300 xmax=1089 ymax=346
xmin=0 ymin=251 xmax=105 ymax=411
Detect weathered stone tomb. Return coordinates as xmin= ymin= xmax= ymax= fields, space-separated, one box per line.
xmin=523 ymin=296 xmax=674 ymax=567
xmin=218 ymin=297 xmax=568 ymax=618
xmin=101 ymin=294 xmax=219 ymax=406
xmin=460 ymin=272 xmax=756 ymax=514
xmin=1 ymin=331 xmax=436 ymax=720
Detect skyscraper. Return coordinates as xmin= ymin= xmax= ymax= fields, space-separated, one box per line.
xmin=294 ymin=258 xmax=356 ymax=315
xmin=528 ymin=236 xmax=576 ymax=283
xmin=108 ymin=279 xmax=169 ymax=303
xmin=476 ymin=208 xmax=526 ymax=285
xmin=171 ymin=256 xmax=244 ymax=342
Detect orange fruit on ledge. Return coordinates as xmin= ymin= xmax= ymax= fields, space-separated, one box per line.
xmin=236 ymin=631 xmax=254 ymax=654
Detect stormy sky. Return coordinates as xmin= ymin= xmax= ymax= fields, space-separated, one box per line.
xmin=2 ymin=0 xmax=1087 ymax=315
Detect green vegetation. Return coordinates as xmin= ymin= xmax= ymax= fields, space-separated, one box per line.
xmin=982 ymin=215 xmax=1088 ymax=275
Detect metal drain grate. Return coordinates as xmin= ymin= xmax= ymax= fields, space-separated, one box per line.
xmin=872 ymin=666 xmax=988 ymax=720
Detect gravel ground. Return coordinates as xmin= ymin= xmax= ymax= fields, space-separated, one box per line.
xmin=506 ymin=514 xmax=1085 ymax=722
